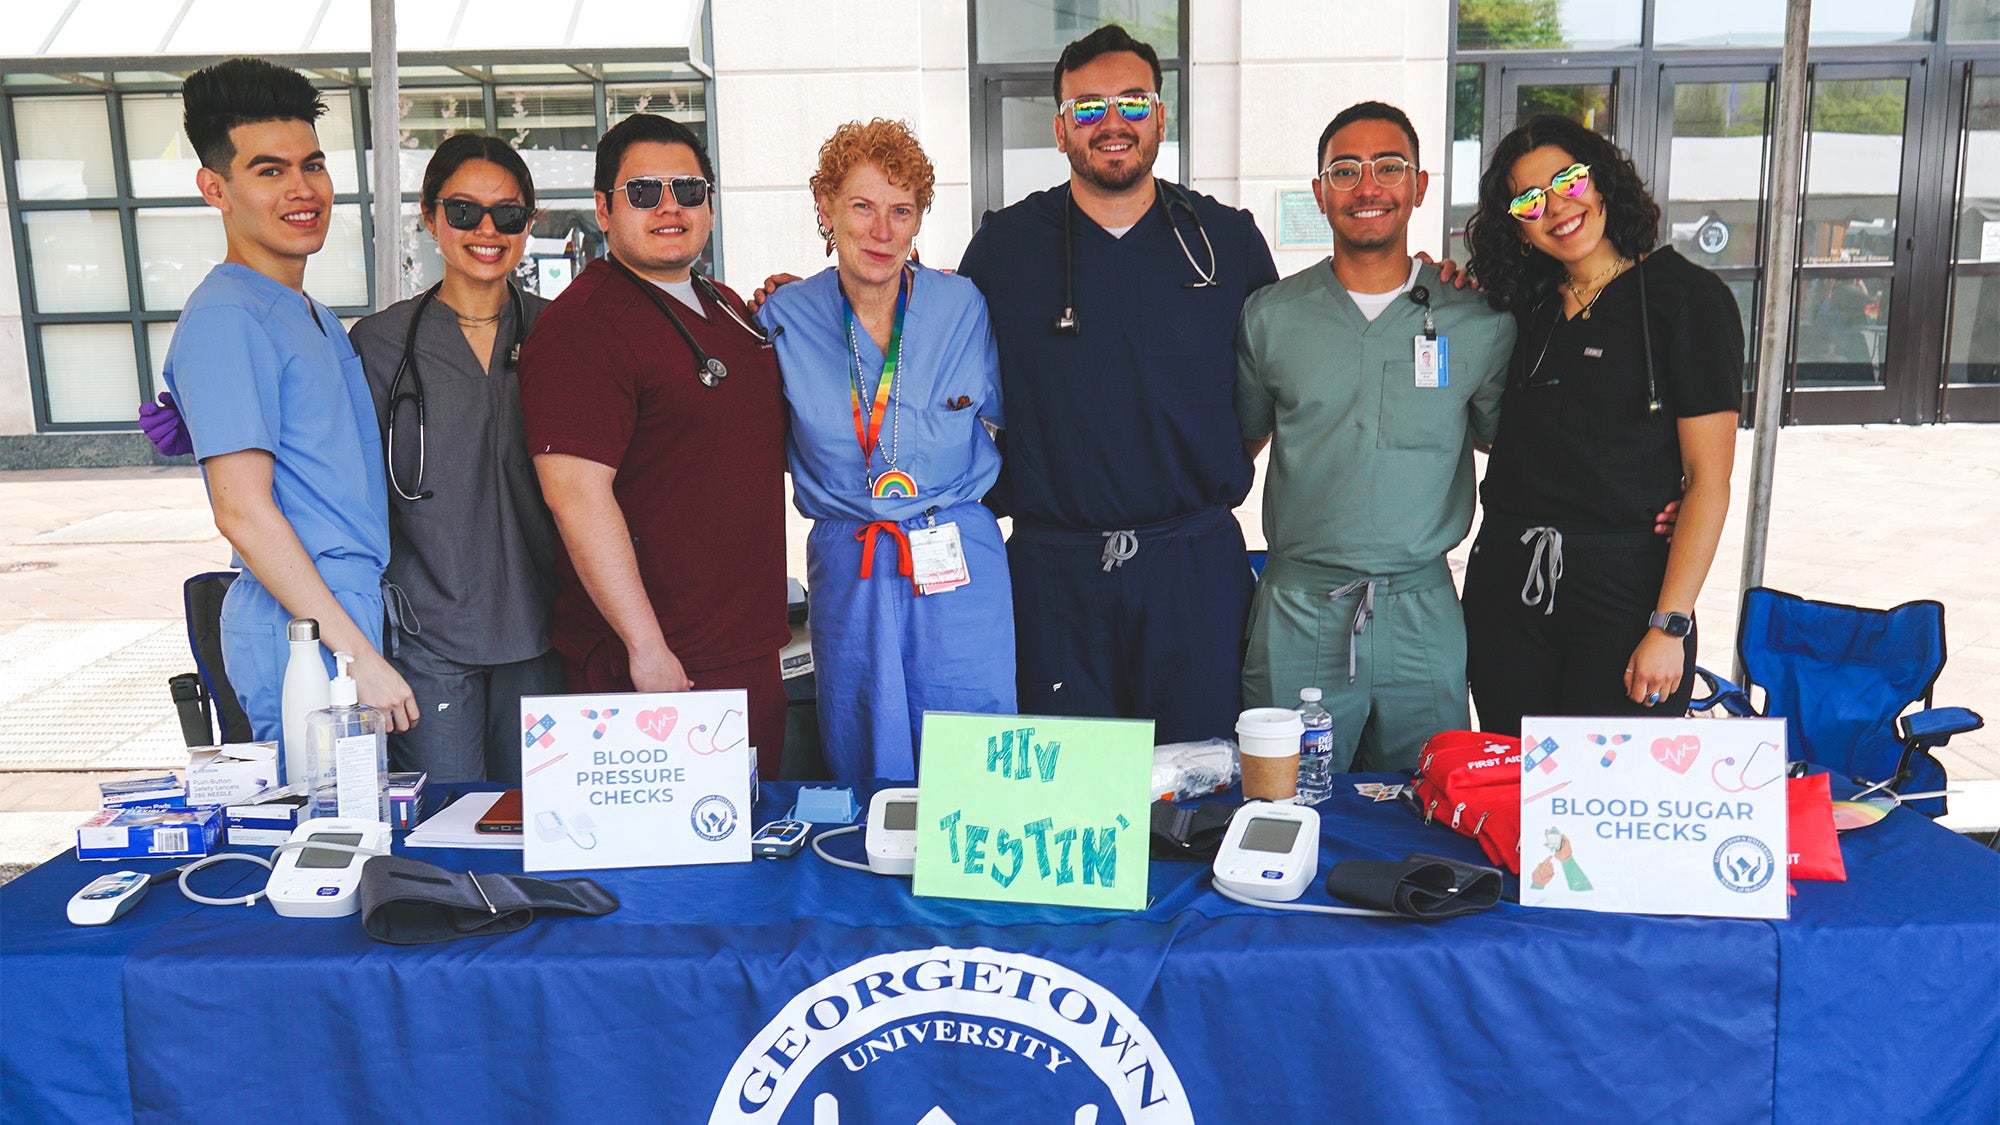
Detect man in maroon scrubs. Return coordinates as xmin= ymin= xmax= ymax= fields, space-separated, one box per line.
xmin=520 ymin=114 xmax=788 ymax=780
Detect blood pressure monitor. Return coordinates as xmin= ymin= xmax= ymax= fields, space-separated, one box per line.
xmin=266 ymin=818 xmax=392 ymax=918
xmin=865 ymin=788 xmax=921 ymax=876
xmin=1211 ymin=802 xmax=1321 ymax=902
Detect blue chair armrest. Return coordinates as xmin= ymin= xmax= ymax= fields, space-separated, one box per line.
xmin=1899 ymin=706 xmax=1984 ymax=748
xmin=1689 ymin=666 xmax=1758 ymax=717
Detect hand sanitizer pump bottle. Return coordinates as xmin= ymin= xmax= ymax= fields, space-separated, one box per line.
xmin=281 ymin=619 xmax=331 ymax=786
xmin=305 ymin=652 xmax=389 ymax=823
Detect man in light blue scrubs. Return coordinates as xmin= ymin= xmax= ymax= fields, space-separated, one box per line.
xmin=163 ymin=58 xmax=416 ymax=743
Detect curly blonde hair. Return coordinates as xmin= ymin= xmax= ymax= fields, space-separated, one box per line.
xmin=809 ymin=119 xmax=935 ymax=251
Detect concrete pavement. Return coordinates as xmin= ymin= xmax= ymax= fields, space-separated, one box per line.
xmin=2 ymin=425 xmax=1995 ymax=873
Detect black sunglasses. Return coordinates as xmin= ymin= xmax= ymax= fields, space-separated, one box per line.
xmin=438 ymin=199 xmax=531 ymax=235
xmin=610 ymin=175 xmax=713 ymax=210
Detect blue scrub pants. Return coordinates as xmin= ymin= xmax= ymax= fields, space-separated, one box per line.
xmin=1008 ymin=504 xmax=1253 ymax=745
xmin=807 ymin=501 xmax=1016 ymax=783
xmin=219 ymin=562 xmax=384 ymax=744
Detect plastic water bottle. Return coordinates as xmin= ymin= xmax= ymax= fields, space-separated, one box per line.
xmin=1295 ymin=688 xmax=1335 ymax=805
xmin=305 ymin=652 xmax=389 ymax=823
xmin=280 ymin=618 xmax=331 ymax=787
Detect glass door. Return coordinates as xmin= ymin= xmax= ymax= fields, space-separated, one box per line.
xmin=1496 ymin=64 xmax=1636 ymax=143
xmin=1939 ymin=61 xmax=2000 ymax=422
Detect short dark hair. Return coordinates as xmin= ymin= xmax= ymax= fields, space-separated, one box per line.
xmin=594 ymin=113 xmax=715 ymax=204
xmin=1317 ymin=101 xmax=1421 ymax=169
xmin=181 ymin=58 xmax=325 ymax=175
xmin=422 ymin=133 xmax=538 ymax=216
xmin=1466 ymin=114 xmax=1662 ymax=313
xmin=1052 ymin=24 xmax=1163 ymax=103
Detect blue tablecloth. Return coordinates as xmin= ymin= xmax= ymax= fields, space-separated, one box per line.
xmin=3 ymin=779 xmax=1994 ymax=1124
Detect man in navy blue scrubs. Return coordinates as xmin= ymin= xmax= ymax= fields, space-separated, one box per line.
xmin=956 ymin=25 xmax=1279 ymax=743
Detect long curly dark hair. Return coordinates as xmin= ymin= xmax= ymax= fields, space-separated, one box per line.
xmin=1466 ymin=115 xmax=1661 ymax=313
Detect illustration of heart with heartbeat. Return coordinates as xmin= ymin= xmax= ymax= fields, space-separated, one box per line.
xmin=1650 ymin=735 xmax=1701 ymax=774
xmin=581 ymin=708 xmax=619 ymax=739
xmin=637 ymin=707 xmax=678 ymax=742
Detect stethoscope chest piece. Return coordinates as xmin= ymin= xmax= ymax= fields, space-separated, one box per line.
xmin=699 ymin=356 xmax=728 ymax=387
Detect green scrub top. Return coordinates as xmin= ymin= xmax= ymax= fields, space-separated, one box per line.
xmin=1235 ymin=260 xmax=1515 ymax=575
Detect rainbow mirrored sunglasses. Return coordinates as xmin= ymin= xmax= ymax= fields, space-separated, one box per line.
xmin=1058 ymin=91 xmax=1160 ymax=127
xmin=1508 ymin=163 xmax=1592 ymax=222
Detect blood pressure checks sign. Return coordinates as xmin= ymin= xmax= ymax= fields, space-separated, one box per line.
xmin=520 ymin=689 xmax=752 ymax=872
xmin=1518 ymin=716 xmax=1789 ymax=919
xmin=912 ymin=713 xmax=1155 ymax=911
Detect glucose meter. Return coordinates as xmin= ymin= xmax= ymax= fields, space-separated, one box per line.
xmin=864 ymin=788 xmax=921 ymax=875
xmin=264 ymin=818 xmax=392 ymax=918
xmin=1212 ymin=802 xmax=1320 ymax=902
xmin=67 ymin=870 xmax=153 ymax=925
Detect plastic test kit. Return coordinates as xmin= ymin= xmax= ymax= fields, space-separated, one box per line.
xmin=1211 ymin=802 xmax=1321 ymax=902
xmin=67 ymin=870 xmax=154 ymax=925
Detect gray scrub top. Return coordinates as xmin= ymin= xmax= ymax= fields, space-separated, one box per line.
xmin=1235 ymin=260 xmax=1514 ymax=575
xmin=350 ymin=288 xmax=556 ymax=666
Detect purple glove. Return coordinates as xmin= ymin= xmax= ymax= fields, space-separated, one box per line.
xmin=139 ymin=391 xmax=192 ymax=457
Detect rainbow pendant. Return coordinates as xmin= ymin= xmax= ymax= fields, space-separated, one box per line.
xmin=871 ymin=470 xmax=918 ymax=500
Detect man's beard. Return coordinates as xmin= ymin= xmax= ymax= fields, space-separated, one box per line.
xmin=1067 ymin=131 xmax=1159 ymax=193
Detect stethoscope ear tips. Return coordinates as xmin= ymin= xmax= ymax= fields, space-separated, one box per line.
xmin=1055 ymin=310 xmax=1079 ymax=336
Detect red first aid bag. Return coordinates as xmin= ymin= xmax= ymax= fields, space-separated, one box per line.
xmin=1410 ymin=731 xmax=1523 ymax=873
xmin=1787 ymin=771 xmax=1846 ymax=884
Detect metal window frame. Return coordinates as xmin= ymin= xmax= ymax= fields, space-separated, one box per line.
xmin=966 ymin=0 xmax=1192 ymax=223
xmin=1 ymin=54 xmax=713 ymax=434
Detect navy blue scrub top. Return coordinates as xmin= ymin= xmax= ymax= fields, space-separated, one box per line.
xmin=956 ymin=181 xmax=1278 ymax=530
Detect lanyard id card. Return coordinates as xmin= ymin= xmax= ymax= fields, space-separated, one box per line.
xmin=909 ymin=523 xmax=970 ymax=595
xmin=1414 ymin=336 xmax=1448 ymax=388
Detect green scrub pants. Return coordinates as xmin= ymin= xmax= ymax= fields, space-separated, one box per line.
xmin=1241 ymin=554 xmax=1469 ymax=772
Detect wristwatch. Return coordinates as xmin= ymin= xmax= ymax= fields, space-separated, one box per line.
xmin=1648 ymin=611 xmax=1693 ymax=638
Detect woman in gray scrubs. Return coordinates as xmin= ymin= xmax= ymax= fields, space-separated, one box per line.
xmin=348 ymin=134 xmax=565 ymax=783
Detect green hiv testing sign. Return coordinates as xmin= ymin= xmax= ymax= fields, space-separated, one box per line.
xmin=912 ymin=712 xmax=1155 ymax=911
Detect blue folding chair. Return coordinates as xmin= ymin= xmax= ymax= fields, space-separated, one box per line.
xmin=1690 ymin=587 xmax=1983 ymax=817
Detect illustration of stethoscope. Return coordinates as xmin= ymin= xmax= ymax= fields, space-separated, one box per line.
xmin=1055 ymin=179 xmax=1217 ymax=336
xmin=1711 ymin=740 xmax=1785 ymax=793
xmin=386 ymin=281 xmax=527 ymax=502
xmin=687 ymin=708 xmax=748 ymax=755
xmin=607 ymin=253 xmax=778 ymax=387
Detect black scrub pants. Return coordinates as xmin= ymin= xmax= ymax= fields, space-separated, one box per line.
xmin=1461 ymin=521 xmax=1696 ymax=738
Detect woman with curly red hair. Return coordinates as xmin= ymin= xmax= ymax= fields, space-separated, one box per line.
xmin=757 ymin=119 xmax=1013 ymax=782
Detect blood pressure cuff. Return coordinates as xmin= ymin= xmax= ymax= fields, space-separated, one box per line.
xmin=358 ymin=855 xmax=620 ymax=945
xmin=1323 ymin=853 xmax=1503 ymax=920
xmin=1150 ymin=799 xmax=1243 ymax=862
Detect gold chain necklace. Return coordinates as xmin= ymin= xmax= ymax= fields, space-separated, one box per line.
xmin=1564 ymin=257 xmax=1631 ymax=320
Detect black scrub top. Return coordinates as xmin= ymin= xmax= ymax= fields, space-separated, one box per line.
xmin=1480 ymin=248 xmax=1743 ymax=532
xmin=350 ymin=289 xmax=557 ymax=666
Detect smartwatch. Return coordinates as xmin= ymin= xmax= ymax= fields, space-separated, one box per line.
xmin=1648 ymin=610 xmax=1693 ymax=638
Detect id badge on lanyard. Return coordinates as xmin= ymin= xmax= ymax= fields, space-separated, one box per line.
xmin=909 ymin=522 xmax=970 ymax=594
xmin=1414 ymin=336 xmax=1448 ymax=388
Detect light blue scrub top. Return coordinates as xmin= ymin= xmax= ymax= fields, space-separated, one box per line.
xmin=759 ymin=264 xmax=1004 ymax=523
xmin=163 ymin=263 xmax=390 ymax=593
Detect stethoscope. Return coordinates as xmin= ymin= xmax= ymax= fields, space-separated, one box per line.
xmin=1711 ymin=740 xmax=1785 ymax=793
xmin=386 ymin=281 xmax=526 ymax=502
xmin=606 ymin=253 xmax=778 ymax=387
xmin=1516 ymin=253 xmax=1663 ymax=416
xmin=1055 ymin=179 xmax=1218 ymax=336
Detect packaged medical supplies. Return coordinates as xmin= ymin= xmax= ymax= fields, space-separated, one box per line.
xmin=76 ymin=805 xmax=222 ymax=861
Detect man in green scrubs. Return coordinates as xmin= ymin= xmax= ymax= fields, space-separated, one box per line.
xmin=1235 ymin=101 xmax=1515 ymax=771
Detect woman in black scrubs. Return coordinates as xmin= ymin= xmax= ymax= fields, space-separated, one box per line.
xmin=1460 ymin=115 xmax=1741 ymax=735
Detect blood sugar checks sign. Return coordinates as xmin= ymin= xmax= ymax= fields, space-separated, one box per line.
xmin=521 ymin=689 xmax=751 ymax=872
xmin=913 ymin=713 xmax=1154 ymax=911
xmin=1518 ymin=716 xmax=1789 ymax=919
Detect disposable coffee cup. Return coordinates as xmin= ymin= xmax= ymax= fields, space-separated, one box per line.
xmin=1236 ymin=707 xmax=1304 ymax=801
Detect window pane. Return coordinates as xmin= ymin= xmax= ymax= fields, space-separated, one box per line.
xmin=1726 ymin=278 xmax=1758 ymax=374
xmin=1656 ymin=1 xmax=1930 ymax=46
xmin=145 ymin=321 xmax=175 ymax=398
xmin=24 ymin=210 xmax=129 ymax=313
xmin=319 ymin=90 xmax=360 ymax=195
xmin=1802 ymin=79 xmax=1906 ymax=264
xmin=1667 ymin=81 xmax=1769 ymax=270
xmin=123 ymin=93 xmax=201 ymax=197
xmin=1956 ymin=77 xmax=2000 ymax=261
xmin=527 ymin=203 xmax=604 ymax=298
xmin=1794 ymin=275 xmax=1890 ymax=387
xmin=1948 ymin=0 xmax=2000 ymax=40
xmin=303 ymin=203 xmax=369 ymax=308
xmin=12 ymin=96 xmax=117 ymax=200
xmin=606 ymin=83 xmax=708 ymax=128
xmin=1459 ymin=0 xmax=1641 ymax=50
xmin=1451 ymin=64 xmax=1482 ymax=261
xmin=1514 ymin=81 xmax=1614 ymax=134
xmin=402 ymin=200 xmax=443 ymax=295
xmin=1945 ymin=273 xmax=2000 ymax=384
xmin=42 ymin=323 xmax=139 ymax=424
xmin=976 ymin=0 xmax=1178 ymax=63
xmin=396 ymin=88 xmax=487 ymax=194
xmin=497 ymin=86 xmax=596 ymax=192
xmin=135 ymin=207 xmax=225 ymax=311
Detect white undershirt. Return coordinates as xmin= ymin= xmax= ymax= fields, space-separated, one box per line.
xmin=1103 ymin=223 xmax=1136 ymax=239
xmin=1345 ymin=259 xmax=1423 ymax=322
xmin=648 ymin=277 xmax=706 ymax=317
